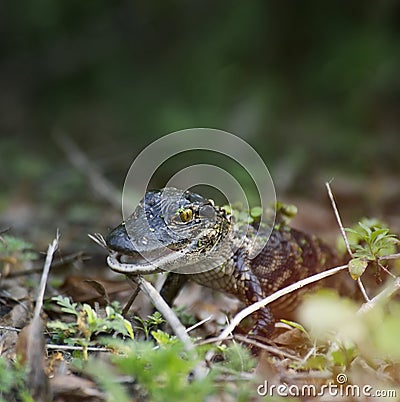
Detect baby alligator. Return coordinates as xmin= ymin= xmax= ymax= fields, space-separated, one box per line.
xmin=105 ymin=188 xmax=338 ymax=337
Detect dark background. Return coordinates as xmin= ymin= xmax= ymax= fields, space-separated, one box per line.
xmin=1 ymin=1 xmax=399 ymax=249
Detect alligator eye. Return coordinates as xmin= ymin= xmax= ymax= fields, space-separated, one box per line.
xmin=178 ymin=208 xmax=193 ymax=222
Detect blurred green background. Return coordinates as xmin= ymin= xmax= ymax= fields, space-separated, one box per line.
xmin=1 ymin=1 xmax=399 ymax=245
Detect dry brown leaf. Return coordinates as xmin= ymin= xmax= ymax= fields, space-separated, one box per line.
xmin=60 ymin=275 xmax=132 ymax=304
xmin=16 ymin=318 xmax=52 ymax=401
xmin=51 ymin=374 xmax=105 ymax=400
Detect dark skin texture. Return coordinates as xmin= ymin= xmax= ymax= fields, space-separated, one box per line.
xmin=106 ymin=188 xmax=339 ymax=337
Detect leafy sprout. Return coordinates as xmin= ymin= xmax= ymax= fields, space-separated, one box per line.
xmin=344 ymin=219 xmax=399 ymax=280
xmin=0 ymin=235 xmax=38 ymax=272
xmin=47 ymin=296 xmax=134 ymax=360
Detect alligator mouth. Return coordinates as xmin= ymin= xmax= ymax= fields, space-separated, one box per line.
xmin=107 ymin=246 xmax=188 ymax=275
xmin=116 ymin=249 xmax=167 ymax=266
xmin=117 ymin=251 xmax=149 ymax=265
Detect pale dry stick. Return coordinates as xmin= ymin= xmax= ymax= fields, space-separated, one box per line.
xmin=357 ymin=276 xmax=400 ymax=314
xmin=232 ymin=334 xmax=302 ymax=361
xmin=46 ymin=344 xmax=110 ymax=353
xmin=186 ymin=316 xmax=213 ymax=333
xmin=88 ymin=233 xmax=108 ymax=249
xmin=55 ymin=132 xmax=121 ymax=208
xmin=199 ymin=334 xmax=301 ymax=361
xmin=218 ymin=264 xmax=348 ymax=341
xmin=196 ymin=334 xmax=234 ymax=346
xmin=34 ymin=234 xmax=59 ymax=320
xmin=131 ymin=276 xmax=209 ymax=379
xmin=130 ymin=276 xmax=195 ymax=351
xmin=7 ymin=252 xmax=85 ymax=278
xmin=282 ymin=370 xmax=333 ymax=381
xmin=121 ymin=285 xmax=141 ymax=316
xmin=213 ymin=372 xmax=255 ymax=383
xmin=0 ymin=326 xmax=20 ymax=332
xmin=325 ymin=181 xmax=370 ymax=301
xmin=325 ymin=181 xmax=352 ymax=256
xmin=17 ymin=233 xmax=59 ymax=402
xmin=379 ymin=253 xmax=400 ymax=261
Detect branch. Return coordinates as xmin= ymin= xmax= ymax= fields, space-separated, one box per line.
xmin=379 ymin=253 xmax=400 ymax=261
xmin=325 ymin=181 xmax=352 ymax=257
xmin=130 ymin=276 xmax=195 ymax=351
xmin=34 ymin=234 xmax=59 ymax=319
xmin=218 ymin=264 xmax=348 ymax=341
xmin=325 ymin=181 xmax=370 ymax=301
xmin=16 ymin=232 xmax=59 ymax=402
xmin=55 ymin=132 xmax=121 ymax=208
xmin=358 ymin=277 xmax=400 ymax=314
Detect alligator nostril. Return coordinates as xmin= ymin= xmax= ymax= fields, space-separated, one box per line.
xmin=106 ymin=224 xmax=137 ymax=255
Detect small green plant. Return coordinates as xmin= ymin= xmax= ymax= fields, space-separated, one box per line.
xmin=84 ymin=336 xmax=258 ymax=401
xmin=0 ymin=235 xmax=37 ymax=272
xmin=173 ymin=305 xmax=197 ymax=327
xmin=0 ymin=356 xmax=32 ymax=402
xmin=345 ymin=219 xmax=399 ymax=280
xmin=47 ymin=296 xmax=134 ymax=359
xmin=274 ymin=201 xmax=298 ymax=228
xmin=109 ymin=341 xmax=217 ymax=402
xmin=133 ymin=311 xmax=165 ymax=340
xmin=222 ymin=201 xmax=297 ymax=229
xmin=217 ymin=342 xmax=257 ymax=373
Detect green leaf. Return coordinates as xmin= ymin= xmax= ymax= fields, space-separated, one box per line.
xmin=47 ymin=320 xmax=75 ymax=332
xmin=52 ymin=296 xmax=79 ymax=316
xmin=151 ymin=330 xmax=175 ymax=346
xmin=304 ymin=354 xmax=328 ymax=370
xmin=358 ymin=221 xmax=372 ymax=236
xmin=147 ymin=311 xmax=165 ymax=326
xmin=280 ymin=319 xmax=310 ymax=337
xmin=348 ymin=258 xmax=368 ymax=280
xmin=83 ymin=304 xmax=98 ymax=326
xmin=344 ymin=228 xmax=360 ymax=236
xmin=123 ymin=319 xmax=134 ymax=339
xmin=330 ymin=346 xmax=357 ymax=366
xmin=250 ymin=206 xmax=263 ymax=219
xmin=370 ymin=228 xmax=388 ymax=242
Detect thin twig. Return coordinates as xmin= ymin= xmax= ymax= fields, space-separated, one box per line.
xmin=218 ymin=264 xmax=348 ymax=341
xmin=377 ymin=261 xmax=396 ymax=279
xmin=196 ymin=334 xmax=234 ymax=346
xmin=232 ymin=334 xmax=302 ymax=361
xmin=122 ymin=286 xmax=140 ymax=316
xmin=6 ymin=252 xmax=84 ymax=278
xmin=18 ymin=233 xmax=59 ymax=402
xmin=325 ymin=181 xmax=370 ymax=301
xmin=54 ymin=132 xmax=121 ymax=208
xmin=130 ymin=276 xmax=209 ymax=379
xmin=356 ymin=278 xmax=370 ymax=302
xmin=88 ymin=233 xmax=108 ymax=249
xmin=46 ymin=344 xmax=110 ymax=353
xmin=379 ymin=253 xmax=400 ymax=261
xmin=325 ymin=181 xmax=353 ymax=257
xmin=34 ymin=234 xmax=59 ymax=319
xmin=186 ymin=316 xmax=213 ymax=333
xmin=0 ymin=326 xmax=21 ymax=332
xmin=358 ymin=277 xmax=400 ymax=314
